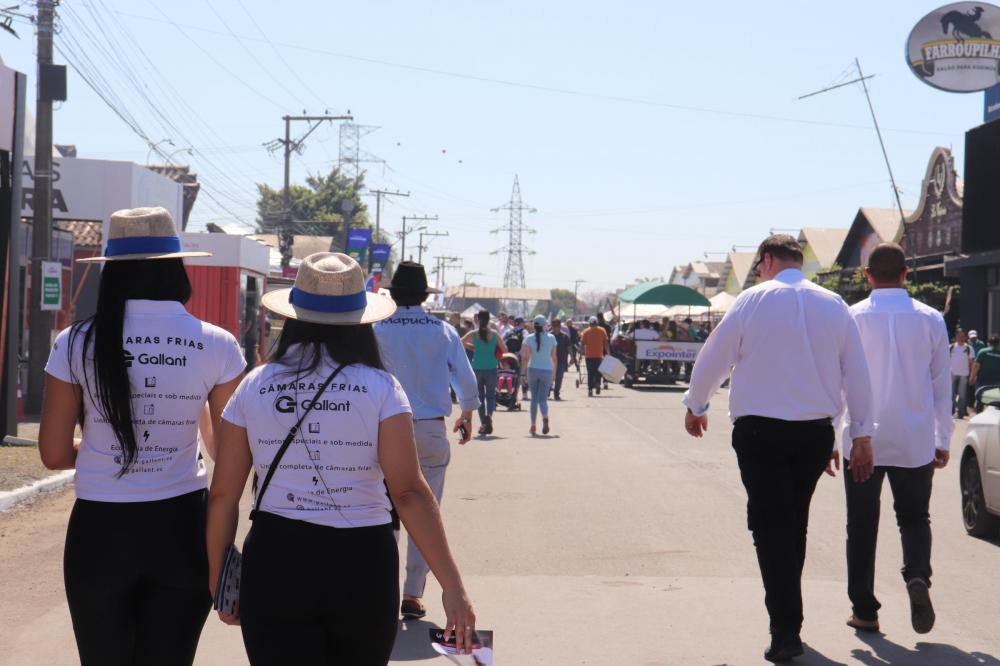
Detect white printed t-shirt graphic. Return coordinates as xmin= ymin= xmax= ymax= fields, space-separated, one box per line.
xmin=45 ymin=299 xmax=245 ymax=502
xmin=222 ymin=348 xmax=411 ymax=528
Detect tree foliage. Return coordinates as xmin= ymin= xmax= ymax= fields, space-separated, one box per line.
xmin=813 ymin=264 xmax=957 ymax=311
xmin=255 ymin=167 xmax=370 ymax=241
xmin=531 ymin=288 xmax=581 ymax=318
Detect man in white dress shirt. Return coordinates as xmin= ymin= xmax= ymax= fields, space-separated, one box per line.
xmin=683 ymin=234 xmax=875 ymax=663
xmin=842 ymin=243 xmax=951 ymax=636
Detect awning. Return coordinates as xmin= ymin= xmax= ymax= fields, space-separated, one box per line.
xmin=618 ymin=282 xmax=711 ymax=306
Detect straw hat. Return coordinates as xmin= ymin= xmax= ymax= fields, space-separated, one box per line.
xmin=262 ymin=252 xmax=396 ymax=325
xmin=79 ymin=207 xmax=211 ymax=262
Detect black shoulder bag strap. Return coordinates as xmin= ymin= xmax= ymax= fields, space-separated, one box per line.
xmin=250 ymin=363 xmax=346 ymax=520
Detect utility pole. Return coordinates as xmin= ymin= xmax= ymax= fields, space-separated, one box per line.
xmin=265 ymin=113 xmax=352 ymax=268
xmin=431 ymin=256 xmax=461 ymax=292
xmin=26 ymin=0 xmax=55 ymax=414
xmin=573 ymin=279 xmax=586 ymax=316
xmin=462 ymin=271 xmax=484 ymax=307
xmin=399 ymin=214 xmax=437 ymax=262
xmin=366 ymin=189 xmax=408 ymax=245
xmin=417 ymin=230 xmax=448 ymax=264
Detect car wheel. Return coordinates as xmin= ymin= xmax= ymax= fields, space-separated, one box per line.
xmin=961 ymin=452 xmax=1000 ymax=537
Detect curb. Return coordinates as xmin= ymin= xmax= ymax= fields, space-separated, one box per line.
xmin=0 ymin=470 xmax=75 ymax=512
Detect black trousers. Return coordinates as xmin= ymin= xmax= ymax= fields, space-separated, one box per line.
xmin=553 ymin=363 xmax=567 ymax=397
xmin=844 ymin=461 xmax=934 ymax=621
xmin=732 ymin=416 xmax=833 ymax=637
xmin=240 ymin=512 xmax=399 ymax=666
xmin=585 ymin=357 xmax=602 ymax=391
xmin=64 ymin=490 xmax=212 ymax=666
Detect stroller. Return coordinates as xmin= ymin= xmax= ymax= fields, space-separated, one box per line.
xmin=495 ymin=352 xmax=522 ymax=411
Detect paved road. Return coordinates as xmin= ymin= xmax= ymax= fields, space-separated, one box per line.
xmin=2 ymin=385 xmax=999 ymax=665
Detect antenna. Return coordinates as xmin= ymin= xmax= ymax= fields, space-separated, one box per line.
xmin=799 ymin=59 xmax=912 ymax=280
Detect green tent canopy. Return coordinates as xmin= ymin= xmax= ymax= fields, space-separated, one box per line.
xmin=617 ymin=282 xmax=710 ymax=307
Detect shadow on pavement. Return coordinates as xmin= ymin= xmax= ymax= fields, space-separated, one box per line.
xmin=626 ymin=385 xmax=689 ymax=394
xmin=390 ymin=619 xmax=440 ymax=661
xmin=851 ymin=633 xmax=1000 ymax=665
xmin=800 ymin=644 xmax=849 ymax=665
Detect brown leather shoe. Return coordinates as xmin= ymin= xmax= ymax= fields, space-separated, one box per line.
xmin=846 ymin=614 xmax=880 ymax=632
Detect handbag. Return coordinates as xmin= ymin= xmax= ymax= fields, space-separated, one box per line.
xmin=213 ymin=362 xmax=346 ymax=614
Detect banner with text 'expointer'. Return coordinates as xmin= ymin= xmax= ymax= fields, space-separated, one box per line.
xmin=369 ymin=243 xmax=391 ymax=291
xmin=346 ymin=228 xmax=373 ymax=265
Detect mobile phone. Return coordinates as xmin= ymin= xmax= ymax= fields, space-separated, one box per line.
xmin=459 ymin=421 xmax=470 ymax=440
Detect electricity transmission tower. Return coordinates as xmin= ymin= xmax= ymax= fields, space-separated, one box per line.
xmin=491 ymin=175 xmax=536 ymax=289
xmin=338 ymin=122 xmax=383 ymax=181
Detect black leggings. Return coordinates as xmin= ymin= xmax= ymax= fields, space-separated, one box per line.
xmin=240 ymin=512 xmax=399 ymax=666
xmin=64 ymin=490 xmax=212 ymax=666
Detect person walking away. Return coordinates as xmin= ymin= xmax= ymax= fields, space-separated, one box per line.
xmin=566 ymin=318 xmax=581 ymax=371
xmin=550 ymin=318 xmax=571 ymax=400
xmin=950 ymin=329 xmax=973 ymax=418
xmin=375 ymin=262 xmax=480 ymax=621
xmin=206 ymin=253 xmax=476 ymax=664
xmin=970 ymin=333 xmax=1000 ymax=411
xmin=840 ymin=243 xmax=951 ymax=637
xmin=682 ymin=234 xmax=874 ymax=663
xmin=504 ymin=317 xmax=527 ymax=398
xmin=38 ymin=207 xmax=246 ymax=666
xmin=463 ymin=310 xmax=507 ymax=434
xmin=523 ymin=315 xmax=558 ymax=434
xmin=580 ymin=316 xmax=610 ymax=397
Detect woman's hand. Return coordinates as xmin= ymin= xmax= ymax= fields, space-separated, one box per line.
xmin=441 ymin=586 xmax=476 ymax=654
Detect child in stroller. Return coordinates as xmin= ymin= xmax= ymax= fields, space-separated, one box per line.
xmin=496 ymin=353 xmax=522 ymax=411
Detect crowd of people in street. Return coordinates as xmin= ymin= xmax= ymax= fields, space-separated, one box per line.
xmin=33 ymin=207 xmax=989 ymax=666
xmin=32 ymin=206 xmax=621 ymax=665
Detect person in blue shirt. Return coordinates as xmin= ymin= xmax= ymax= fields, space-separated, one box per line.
xmin=374 ymin=262 xmax=480 ymax=621
xmin=523 ymin=315 xmax=558 ymax=435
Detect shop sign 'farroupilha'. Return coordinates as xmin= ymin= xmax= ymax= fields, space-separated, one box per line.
xmin=907 ymin=2 xmax=1000 ymax=92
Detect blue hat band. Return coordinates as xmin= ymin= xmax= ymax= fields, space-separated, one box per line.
xmin=105 ymin=235 xmax=182 ymax=257
xmin=289 ymin=286 xmax=367 ymax=313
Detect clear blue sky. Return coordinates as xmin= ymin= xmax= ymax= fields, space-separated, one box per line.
xmin=0 ymin=1 xmax=986 ymax=296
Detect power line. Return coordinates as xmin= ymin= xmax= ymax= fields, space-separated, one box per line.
xmin=234 ymin=0 xmax=331 ymax=111
xmin=113 ymin=8 xmax=958 ymax=138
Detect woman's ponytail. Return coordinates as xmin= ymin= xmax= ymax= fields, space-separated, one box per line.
xmin=477 ymin=311 xmax=490 ymax=342
xmin=535 ymin=323 xmax=543 ymax=351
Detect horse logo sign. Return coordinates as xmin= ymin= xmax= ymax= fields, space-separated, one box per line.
xmin=907 ymin=3 xmax=1000 ymax=92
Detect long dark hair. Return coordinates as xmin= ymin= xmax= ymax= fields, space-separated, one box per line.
xmin=69 ymin=259 xmax=192 ymax=476
xmin=271 ymin=318 xmax=385 ymax=377
xmin=477 ymin=310 xmax=491 ymax=342
xmin=534 ymin=322 xmax=543 ymax=351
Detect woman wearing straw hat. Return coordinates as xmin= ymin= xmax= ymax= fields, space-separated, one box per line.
xmin=206 ymin=253 xmax=476 ymax=665
xmin=38 ymin=207 xmax=246 ymax=665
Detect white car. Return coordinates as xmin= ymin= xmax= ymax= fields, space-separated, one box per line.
xmin=960 ymin=403 xmax=1000 ymax=537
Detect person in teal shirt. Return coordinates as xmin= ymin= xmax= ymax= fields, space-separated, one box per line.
xmin=461 ymin=311 xmax=507 ymax=435
xmin=971 ymin=334 xmax=1000 ymax=410
xmin=523 ymin=315 xmax=558 ymax=435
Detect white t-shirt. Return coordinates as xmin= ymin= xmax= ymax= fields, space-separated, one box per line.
xmin=950 ymin=343 xmax=972 ymax=376
xmin=222 ymin=348 xmax=411 ymax=528
xmin=45 ymin=300 xmax=245 ymax=502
